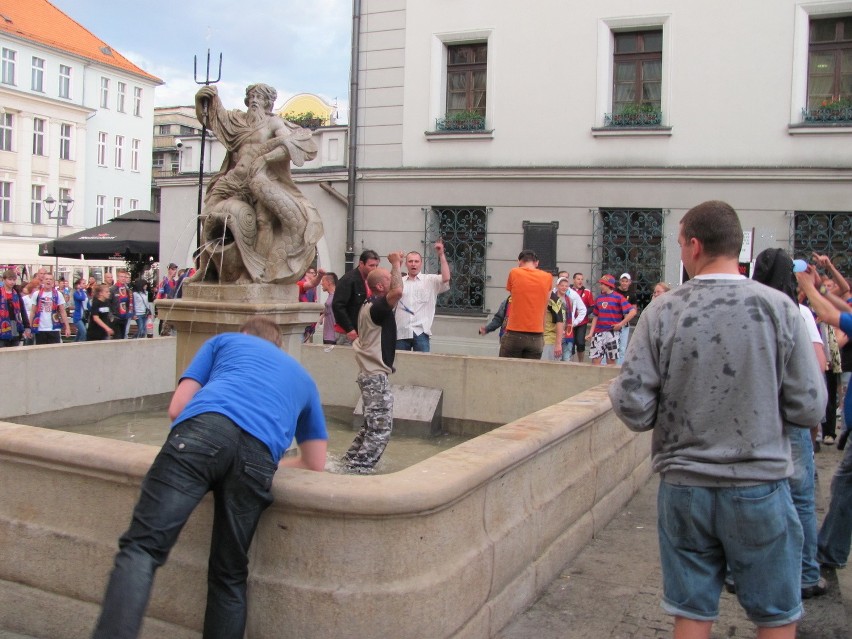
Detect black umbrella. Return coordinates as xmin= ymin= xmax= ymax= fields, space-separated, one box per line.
xmin=39 ymin=210 xmax=159 ymax=261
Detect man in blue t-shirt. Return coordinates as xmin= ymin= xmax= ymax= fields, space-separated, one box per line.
xmin=797 ymin=266 xmax=852 ymax=573
xmin=93 ymin=317 xmax=328 ymax=639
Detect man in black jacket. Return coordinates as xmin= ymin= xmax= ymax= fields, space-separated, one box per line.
xmin=332 ymin=249 xmax=380 ymax=343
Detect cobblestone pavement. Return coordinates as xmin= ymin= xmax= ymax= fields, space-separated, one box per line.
xmin=499 ymin=443 xmax=852 ymax=639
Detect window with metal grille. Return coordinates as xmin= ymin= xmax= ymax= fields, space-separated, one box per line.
xmin=807 ymin=16 xmax=852 ymax=110
xmin=424 ymin=206 xmax=489 ymax=314
xmin=791 ymin=211 xmax=852 ymax=276
xmin=591 ymin=208 xmax=665 ymax=313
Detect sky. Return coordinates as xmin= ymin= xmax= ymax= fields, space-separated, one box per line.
xmin=50 ymin=0 xmax=353 ymax=122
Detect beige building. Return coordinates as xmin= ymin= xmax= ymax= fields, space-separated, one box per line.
xmin=347 ymin=0 xmax=852 ymax=350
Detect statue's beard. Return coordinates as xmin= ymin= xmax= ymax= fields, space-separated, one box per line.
xmin=246 ymin=104 xmax=265 ymax=126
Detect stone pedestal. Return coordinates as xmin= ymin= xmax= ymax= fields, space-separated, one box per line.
xmin=155 ymin=282 xmax=322 ymax=381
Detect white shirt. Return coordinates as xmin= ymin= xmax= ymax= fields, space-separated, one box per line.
xmin=395 ymin=273 xmax=450 ymax=338
xmin=30 ymin=287 xmax=65 ymax=332
xmin=564 ymin=287 xmax=587 ymax=326
xmin=799 ymin=304 xmax=822 ymax=345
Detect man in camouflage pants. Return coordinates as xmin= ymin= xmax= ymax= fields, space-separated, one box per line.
xmin=343 ymin=251 xmax=404 ymax=473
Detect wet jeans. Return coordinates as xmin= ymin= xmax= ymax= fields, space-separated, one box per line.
xmin=817 ymin=433 xmax=852 ymax=568
xmin=92 ymin=413 xmax=277 ymax=639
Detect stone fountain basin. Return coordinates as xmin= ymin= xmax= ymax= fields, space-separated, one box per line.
xmin=0 ymin=341 xmax=650 ymax=639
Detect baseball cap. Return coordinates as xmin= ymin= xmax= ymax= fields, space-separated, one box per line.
xmin=598 ymin=274 xmax=617 ymax=288
xmin=792 ymin=259 xmax=808 ymax=273
xmin=620 ymin=273 xmax=631 ymax=280
xmin=168 ymin=262 xmax=178 ymax=269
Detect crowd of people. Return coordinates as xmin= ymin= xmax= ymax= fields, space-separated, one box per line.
xmin=0 ymin=263 xmax=195 ymax=346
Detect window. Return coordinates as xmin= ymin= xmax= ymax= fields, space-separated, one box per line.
xmin=424 ymin=206 xmax=488 ymax=314
xmin=59 ymin=64 xmax=71 ymax=98
xmin=158 ymin=124 xmax=171 ymax=135
xmin=100 ymin=77 xmax=110 ymax=108
xmin=592 ymin=208 xmax=664 ymax=313
xmin=0 ymin=113 xmax=12 ymax=151
xmin=117 ymin=81 xmax=126 ymax=112
xmin=113 ymin=197 xmax=122 ymax=219
xmin=612 ymin=30 xmax=662 ymax=115
xmin=129 ymin=198 xmax=139 ymax=210
xmin=152 ymin=152 xmax=164 ymax=169
xmin=31 ymin=57 xmax=44 ymax=92
xmin=446 ymin=44 xmax=487 ymax=117
xmin=31 ymin=185 xmax=43 ymax=224
xmin=793 ymin=211 xmax=852 ymax=276
xmin=114 ymin=135 xmax=124 ymax=168
xmin=60 ymin=123 xmax=72 ymax=160
xmin=807 ymin=17 xmax=852 ymax=111
xmin=32 ymin=117 xmax=45 ymax=155
xmin=59 ymin=187 xmax=71 ymax=224
xmin=133 ymin=87 xmax=142 ymax=116
xmin=2 ymin=48 xmax=16 ymax=85
xmin=130 ymin=138 xmax=140 ymax=171
xmin=97 ymin=132 xmax=107 ymax=166
xmin=96 ymin=195 xmax=105 ymax=225
xmin=0 ymin=181 xmax=10 ymax=221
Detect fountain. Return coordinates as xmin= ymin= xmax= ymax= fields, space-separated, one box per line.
xmin=0 ymin=84 xmax=653 ymax=639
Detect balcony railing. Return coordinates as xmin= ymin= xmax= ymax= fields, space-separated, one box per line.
xmin=435 ymin=115 xmax=486 ymax=132
xmin=802 ymin=106 xmax=852 ymax=123
xmin=604 ymin=110 xmax=663 ymax=127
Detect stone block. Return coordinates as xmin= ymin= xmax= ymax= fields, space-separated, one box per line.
xmin=353 ymin=384 xmax=443 ymax=437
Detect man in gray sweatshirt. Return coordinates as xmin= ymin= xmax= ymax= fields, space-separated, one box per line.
xmin=609 ymin=201 xmax=826 ymax=639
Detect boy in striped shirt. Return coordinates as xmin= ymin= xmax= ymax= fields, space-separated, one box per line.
xmin=588 ymin=274 xmax=636 ymax=365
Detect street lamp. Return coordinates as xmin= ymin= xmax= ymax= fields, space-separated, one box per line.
xmin=44 ymin=194 xmax=74 ymax=275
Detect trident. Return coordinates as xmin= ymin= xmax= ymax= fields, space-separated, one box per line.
xmin=193 ymin=50 xmax=222 ymax=252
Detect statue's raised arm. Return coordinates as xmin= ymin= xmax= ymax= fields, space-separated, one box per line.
xmin=188 ymin=83 xmax=323 ymax=285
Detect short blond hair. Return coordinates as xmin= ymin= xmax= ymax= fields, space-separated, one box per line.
xmin=239 ymin=317 xmax=282 ymax=347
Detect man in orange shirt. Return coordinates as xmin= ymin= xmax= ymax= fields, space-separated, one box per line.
xmin=499 ymin=250 xmax=553 ymax=359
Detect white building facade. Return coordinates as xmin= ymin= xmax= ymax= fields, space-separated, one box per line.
xmin=0 ymin=0 xmax=160 ymax=275
xmin=350 ymin=0 xmax=852 ymax=353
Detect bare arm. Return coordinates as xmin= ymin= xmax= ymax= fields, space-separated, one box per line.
xmin=58 ymin=298 xmax=70 ymax=336
xmin=385 ymin=251 xmax=405 ymax=308
xmin=813 ymin=253 xmax=850 ymax=297
xmin=435 ymin=240 xmax=451 ymax=284
xmin=616 ymin=308 xmax=637 ymax=330
xmin=797 ymin=267 xmax=841 ymax=329
xmin=168 ymin=379 xmax=203 ymax=421
xmin=278 ymin=439 xmax=328 ymax=471
xmin=92 ymin=313 xmax=114 ymax=337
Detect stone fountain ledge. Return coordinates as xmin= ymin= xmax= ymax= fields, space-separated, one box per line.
xmin=0 ymin=339 xmax=650 ymax=639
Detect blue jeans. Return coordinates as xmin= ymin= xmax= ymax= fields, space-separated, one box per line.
xmin=74 ymin=319 xmax=87 ymax=342
xmin=787 ymin=426 xmax=820 ymax=587
xmin=135 ymin=315 xmax=147 ymax=338
xmin=657 ymin=480 xmax=803 ymax=626
xmin=616 ymin=325 xmax=630 ymax=365
xmin=561 ymin=337 xmax=574 ymax=361
xmin=396 ymin=332 xmax=430 ymax=352
xmin=817 ymin=434 xmax=852 ymax=568
xmin=92 ymin=413 xmax=277 ymax=639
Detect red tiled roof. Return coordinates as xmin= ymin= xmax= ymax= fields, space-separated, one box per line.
xmin=0 ymin=0 xmax=162 ymax=84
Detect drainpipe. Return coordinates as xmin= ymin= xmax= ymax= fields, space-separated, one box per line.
xmin=345 ymin=0 xmax=361 ymax=272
